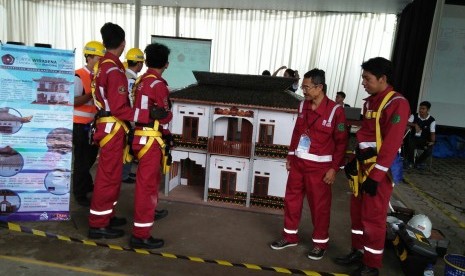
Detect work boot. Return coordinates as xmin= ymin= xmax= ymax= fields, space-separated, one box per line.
xmin=307 ymin=246 xmax=326 ymax=260
xmin=129 ymin=236 xmax=164 ymax=249
xmin=155 ymin=209 xmax=168 ymax=220
xmin=334 ymin=249 xmax=363 ymax=265
xmin=350 ymin=264 xmax=379 ymax=276
xmin=270 ymin=239 xmax=297 ymax=250
xmin=88 ymin=227 xmax=124 ymax=239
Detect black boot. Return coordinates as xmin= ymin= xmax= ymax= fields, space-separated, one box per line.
xmin=334 ymin=249 xmax=363 ymax=265
xmin=155 ymin=209 xmax=168 ymax=220
xmin=350 ymin=264 xmax=379 ymax=276
xmin=129 ymin=236 xmax=164 ymax=249
xmin=88 ymin=227 xmax=124 ymax=239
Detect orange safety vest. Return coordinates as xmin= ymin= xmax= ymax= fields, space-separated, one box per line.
xmin=73 ymin=68 xmax=97 ymax=124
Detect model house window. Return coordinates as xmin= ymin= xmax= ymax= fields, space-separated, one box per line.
xmin=258 ymin=124 xmax=274 ymax=144
xmin=183 ymin=116 xmax=199 ymax=141
xmin=253 ymin=176 xmax=269 ymax=196
xmin=220 ymin=171 xmax=236 ymax=197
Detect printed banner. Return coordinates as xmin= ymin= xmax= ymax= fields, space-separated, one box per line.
xmin=0 ymin=43 xmax=74 ymax=221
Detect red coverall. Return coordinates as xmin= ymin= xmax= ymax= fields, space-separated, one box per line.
xmin=283 ymin=96 xmax=348 ymax=249
xmin=89 ymin=52 xmax=150 ymax=228
xmin=351 ymin=87 xmax=410 ymax=268
xmin=131 ymin=69 xmax=172 ymax=239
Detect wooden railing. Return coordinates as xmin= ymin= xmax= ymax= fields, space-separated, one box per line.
xmin=207 ymin=138 xmax=251 ymax=157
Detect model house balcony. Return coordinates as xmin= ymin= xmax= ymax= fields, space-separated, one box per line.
xmin=172 ymin=134 xmax=208 ymax=151
xmin=208 ymin=138 xmax=251 ymax=157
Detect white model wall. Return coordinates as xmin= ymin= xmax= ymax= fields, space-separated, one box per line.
xmin=171 ymin=103 xmax=210 ymax=136
xmin=209 ymin=155 xmax=249 ymax=192
xmin=253 ymin=159 xmax=288 ymax=197
xmin=256 ymin=110 xmax=297 ymax=145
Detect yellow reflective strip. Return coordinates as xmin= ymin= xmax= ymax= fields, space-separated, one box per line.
xmin=108 ymin=244 xmax=124 ymax=250
xmin=161 ymin=253 xmax=177 ymax=258
xmin=271 ymin=267 xmax=292 ymax=273
xmin=82 ymin=240 xmax=98 ymax=246
xmin=188 ymin=256 xmax=205 ymax=262
xmin=137 ymin=136 xmax=155 ymax=160
xmin=216 ymin=260 xmax=233 ymax=266
xmin=393 ymin=236 xmax=399 ymax=246
xmin=399 ymin=249 xmax=408 ymax=261
xmin=8 ymin=222 xmax=21 ymax=232
xmin=32 ymin=229 xmax=46 ymax=236
xmin=57 ymin=235 xmax=71 ymax=241
xmin=133 ymin=249 xmax=150 ymax=254
xmin=243 ymin=263 xmax=261 ymax=270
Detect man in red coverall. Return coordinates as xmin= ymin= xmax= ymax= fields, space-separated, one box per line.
xmin=270 ymin=69 xmax=348 ymax=261
xmin=129 ymin=43 xmax=173 ymax=249
xmin=88 ymin=22 xmax=153 ymax=239
xmin=335 ymin=57 xmax=410 ymax=276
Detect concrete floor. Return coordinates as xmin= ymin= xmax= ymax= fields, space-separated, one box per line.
xmin=1 ymin=158 xmax=464 ymax=276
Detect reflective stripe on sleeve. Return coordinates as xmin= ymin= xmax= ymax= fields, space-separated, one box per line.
xmin=284 ymin=228 xmax=298 ymax=234
xmin=294 ymin=151 xmax=332 ymax=162
xmin=90 ymin=209 xmax=113 ymax=216
xmin=364 ymin=246 xmax=384 ymax=255
xmin=374 ymin=164 xmax=389 ymax=172
xmin=313 ymin=237 xmax=329 ymax=243
xmin=134 ymin=222 xmax=154 ymax=228
xmin=352 ymin=229 xmax=363 ymax=235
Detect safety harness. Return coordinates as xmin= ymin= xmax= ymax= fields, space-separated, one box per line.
xmin=131 ymin=74 xmax=170 ymax=174
xmin=349 ymin=91 xmax=396 ymax=197
xmin=91 ymin=59 xmax=132 ymax=163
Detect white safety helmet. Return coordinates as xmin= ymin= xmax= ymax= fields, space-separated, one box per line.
xmin=407 ymin=214 xmax=432 ymax=238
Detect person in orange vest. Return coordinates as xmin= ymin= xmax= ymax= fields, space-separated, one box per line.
xmin=72 ymin=41 xmax=105 ymax=207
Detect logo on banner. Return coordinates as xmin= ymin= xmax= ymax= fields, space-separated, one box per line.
xmin=1 ymin=54 xmax=15 ymax=65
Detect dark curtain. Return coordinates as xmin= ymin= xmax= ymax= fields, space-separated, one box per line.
xmin=391 ymin=0 xmax=437 ymax=112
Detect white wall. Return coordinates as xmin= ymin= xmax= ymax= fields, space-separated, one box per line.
xmin=208 ymin=155 xmax=249 ymax=192
xmin=253 ymin=159 xmax=287 ymax=197
xmin=256 ymin=110 xmax=297 ymax=145
xmin=171 ymin=103 xmax=210 ymax=136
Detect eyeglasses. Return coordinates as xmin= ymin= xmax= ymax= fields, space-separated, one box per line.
xmin=300 ymin=84 xmax=319 ymax=91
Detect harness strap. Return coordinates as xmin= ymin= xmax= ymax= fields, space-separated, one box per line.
xmin=351 ymin=91 xmax=396 ymax=196
xmin=133 ymin=120 xmax=165 ymax=160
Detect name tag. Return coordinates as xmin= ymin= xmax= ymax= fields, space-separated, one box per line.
xmin=297 ymin=134 xmax=311 ymax=153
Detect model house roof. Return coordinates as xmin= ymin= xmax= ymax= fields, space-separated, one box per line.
xmin=170 ymin=71 xmax=303 ymax=111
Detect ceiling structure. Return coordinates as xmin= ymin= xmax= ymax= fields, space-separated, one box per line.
xmin=89 ymin=0 xmax=413 ymax=14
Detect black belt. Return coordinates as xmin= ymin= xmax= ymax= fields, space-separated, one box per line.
xmin=96 ymin=110 xmax=112 ymax=117
xmin=135 ymin=121 xmax=155 ymax=127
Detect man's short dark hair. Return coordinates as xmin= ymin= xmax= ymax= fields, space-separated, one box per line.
xmin=145 ymin=43 xmax=170 ymax=69
xmin=361 ymin=57 xmax=393 ymax=85
xmin=262 ymin=70 xmax=271 ymax=76
xmin=419 ymin=101 xmax=431 ymax=109
xmin=100 ymin=22 xmax=125 ymax=50
xmin=336 ymin=91 xmax=346 ymax=98
xmin=303 ymin=68 xmax=325 ymax=86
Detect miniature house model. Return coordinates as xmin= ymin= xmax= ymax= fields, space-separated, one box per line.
xmin=166 ymin=71 xmax=302 ymax=209
xmin=33 ymin=77 xmax=72 ymax=104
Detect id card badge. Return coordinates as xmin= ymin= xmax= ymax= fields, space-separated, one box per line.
xmin=296 ymin=134 xmax=311 ymax=152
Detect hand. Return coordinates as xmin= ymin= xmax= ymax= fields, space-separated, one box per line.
xmin=323 ymin=168 xmax=336 ymax=185
xmin=344 ymin=158 xmax=357 ymax=180
xmin=361 ymin=177 xmax=378 ymax=196
xmin=286 ymin=159 xmax=291 ymax=171
xmin=150 ymin=106 xmax=168 ymax=120
xmin=163 ymin=134 xmax=175 ymax=148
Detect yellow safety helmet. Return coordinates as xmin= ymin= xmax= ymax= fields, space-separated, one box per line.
xmin=125 ymin=48 xmax=144 ymax=62
xmin=83 ymin=41 xmax=105 ymax=57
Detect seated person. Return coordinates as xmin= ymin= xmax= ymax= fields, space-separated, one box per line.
xmin=335 ymin=91 xmax=351 ymax=107
xmin=405 ymin=101 xmax=436 ymax=168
